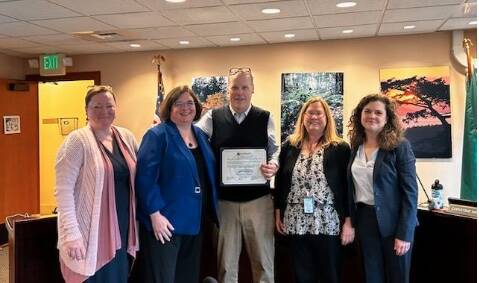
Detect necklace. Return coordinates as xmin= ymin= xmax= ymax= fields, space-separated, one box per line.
xmin=187 ymin=142 xmax=194 ymax=148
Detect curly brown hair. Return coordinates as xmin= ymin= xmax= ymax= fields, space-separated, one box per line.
xmin=347 ymin=94 xmax=404 ymax=151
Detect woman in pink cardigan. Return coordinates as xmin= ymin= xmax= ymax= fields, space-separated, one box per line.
xmin=55 ymin=85 xmax=139 ymax=283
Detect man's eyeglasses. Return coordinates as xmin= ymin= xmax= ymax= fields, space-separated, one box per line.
xmin=87 ymin=85 xmax=113 ymax=91
xmin=229 ymin=67 xmax=251 ymax=76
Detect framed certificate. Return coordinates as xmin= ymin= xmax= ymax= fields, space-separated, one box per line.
xmin=220 ymin=147 xmax=267 ymax=186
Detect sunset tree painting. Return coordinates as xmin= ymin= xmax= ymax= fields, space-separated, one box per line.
xmin=380 ymin=66 xmax=451 ymax=158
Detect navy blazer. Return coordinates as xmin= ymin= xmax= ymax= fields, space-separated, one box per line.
xmin=275 ymin=140 xmax=351 ymax=220
xmin=347 ymin=139 xmax=418 ymax=242
xmin=136 ymin=120 xmax=219 ymax=235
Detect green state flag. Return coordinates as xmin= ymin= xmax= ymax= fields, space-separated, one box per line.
xmin=461 ymin=69 xmax=477 ymax=201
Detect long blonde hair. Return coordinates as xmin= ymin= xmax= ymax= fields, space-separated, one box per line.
xmin=288 ymin=96 xmax=341 ymax=148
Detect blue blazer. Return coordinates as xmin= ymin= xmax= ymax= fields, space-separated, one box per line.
xmin=136 ymin=120 xmax=219 ymax=235
xmin=347 ymin=139 xmax=418 ymax=242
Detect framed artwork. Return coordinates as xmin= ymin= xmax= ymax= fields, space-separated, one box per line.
xmin=59 ymin=117 xmax=78 ymax=136
xmin=3 ymin=115 xmax=21 ymax=134
xmin=380 ymin=66 xmax=451 ymax=158
xmin=281 ymin=72 xmax=344 ymax=142
xmin=192 ymin=76 xmax=228 ymax=115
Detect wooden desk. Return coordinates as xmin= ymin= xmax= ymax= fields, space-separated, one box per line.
xmin=410 ymin=208 xmax=476 ymax=283
xmin=8 ymin=215 xmax=62 ymax=283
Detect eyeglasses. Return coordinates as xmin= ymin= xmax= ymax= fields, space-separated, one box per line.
xmin=305 ymin=111 xmax=324 ymax=118
xmin=229 ymin=67 xmax=251 ymax=76
xmin=173 ymin=101 xmax=195 ymax=108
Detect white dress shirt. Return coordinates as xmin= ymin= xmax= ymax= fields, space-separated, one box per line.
xmin=351 ymin=144 xmax=378 ymax=205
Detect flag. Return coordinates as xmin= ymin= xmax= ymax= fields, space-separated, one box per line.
xmin=155 ymin=69 xmax=165 ymax=119
xmin=460 ymin=69 xmax=477 ymax=201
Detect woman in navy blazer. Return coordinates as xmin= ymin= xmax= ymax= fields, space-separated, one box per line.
xmin=135 ymin=85 xmax=219 ymax=283
xmin=347 ymin=94 xmax=418 ymax=283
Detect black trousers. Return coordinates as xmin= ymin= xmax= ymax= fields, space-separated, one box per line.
xmin=356 ymin=204 xmax=413 ymax=283
xmin=136 ymin=225 xmax=202 ymax=283
xmin=288 ymin=234 xmax=341 ymax=283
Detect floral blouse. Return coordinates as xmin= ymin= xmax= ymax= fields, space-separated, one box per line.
xmin=284 ymin=149 xmax=340 ymax=236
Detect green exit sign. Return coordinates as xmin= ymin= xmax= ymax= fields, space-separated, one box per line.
xmin=39 ymin=54 xmax=66 ymax=76
xmin=43 ymin=54 xmax=59 ymax=70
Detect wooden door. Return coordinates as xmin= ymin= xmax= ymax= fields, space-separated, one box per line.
xmin=0 ymin=80 xmax=39 ymax=224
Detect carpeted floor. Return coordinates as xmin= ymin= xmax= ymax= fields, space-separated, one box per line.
xmin=0 ymin=245 xmax=8 ymax=283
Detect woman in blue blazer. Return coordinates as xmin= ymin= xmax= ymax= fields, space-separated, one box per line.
xmin=135 ymin=85 xmax=219 ymax=283
xmin=347 ymin=94 xmax=418 ymax=283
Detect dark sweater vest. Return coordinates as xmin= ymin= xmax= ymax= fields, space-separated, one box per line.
xmin=211 ymin=105 xmax=270 ymax=202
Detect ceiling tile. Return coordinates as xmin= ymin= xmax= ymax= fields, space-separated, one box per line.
xmin=387 ymin=0 xmax=463 ymax=9
xmin=0 ymin=14 xmax=16 ymax=24
xmin=47 ymin=0 xmax=150 ymax=16
xmin=223 ymin=0 xmax=282 ymax=4
xmin=32 ymin=17 xmax=116 ymax=33
xmin=136 ymin=0 xmax=221 ymax=10
xmin=308 ymin=0 xmax=386 ymax=15
xmin=318 ymin=24 xmax=377 ymax=40
xmin=93 ymin=12 xmax=174 ymax=29
xmin=23 ymin=34 xmax=92 ymax=45
xmin=161 ymin=6 xmax=237 ymax=25
xmin=0 ymin=37 xmax=40 ymax=48
xmin=0 ymin=0 xmax=81 ymax=20
xmin=15 ymin=45 xmax=70 ymax=55
xmin=247 ymin=17 xmax=314 ymax=32
xmin=383 ymin=6 xmax=456 ymax=22
xmin=60 ymin=42 xmax=123 ymax=54
xmin=155 ymin=37 xmax=216 ymax=49
xmin=230 ymin=1 xmax=308 ymax=20
xmin=378 ymin=20 xmax=443 ymax=35
xmin=314 ymin=11 xmax=381 ymax=28
xmin=451 ymin=2 xmax=477 ymax=17
xmin=0 ymin=21 xmax=58 ymax=37
xmin=186 ymin=22 xmax=253 ymax=36
xmin=123 ymin=27 xmax=196 ymax=39
xmin=206 ymin=33 xmax=266 ymax=46
xmin=0 ymin=49 xmax=31 ymax=57
xmin=105 ymin=40 xmax=167 ymax=51
xmin=440 ymin=17 xmax=478 ymax=30
xmin=260 ymin=29 xmax=318 ymax=43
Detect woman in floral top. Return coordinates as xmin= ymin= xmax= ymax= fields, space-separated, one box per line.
xmin=274 ymin=96 xmax=354 ymax=283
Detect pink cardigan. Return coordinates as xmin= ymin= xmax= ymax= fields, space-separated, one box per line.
xmin=55 ymin=125 xmax=139 ymax=277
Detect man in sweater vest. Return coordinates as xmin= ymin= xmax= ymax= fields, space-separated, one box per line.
xmin=197 ymin=68 xmax=279 ymax=283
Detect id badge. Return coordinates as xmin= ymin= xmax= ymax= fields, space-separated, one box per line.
xmin=303 ymin=197 xmax=314 ymax=214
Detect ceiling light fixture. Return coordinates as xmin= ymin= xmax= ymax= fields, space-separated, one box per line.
xmin=342 ymin=29 xmax=354 ymax=34
xmin=165 ymin=0 xmax=186 ymax=3
xmin=230 ymin=37 xmax=241 ymax=42
xmin=403 ymin=25 xmax=416 ymax=29
xmin=469 ymin=20 xmax=477 ymax=25
xmin=179 ymin=40 xmax=190 ymax=45
xmin=261 ymin=8 xmax=281 ymax=14
xmin=284 ymin=33 xmax=295 ymax=38
xmin=336 ymin=2 xmax=357 ymax=8
xmin=129 ymin=43 xmax=141 ymax=48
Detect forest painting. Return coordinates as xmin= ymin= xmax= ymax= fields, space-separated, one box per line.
xmin=192 ymin=76 xmax=228 ymax=115
xmin=380 ymin=66 xmax=451 ymax=158
xmin=281 ymin=72 xmax=344 ymax=142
